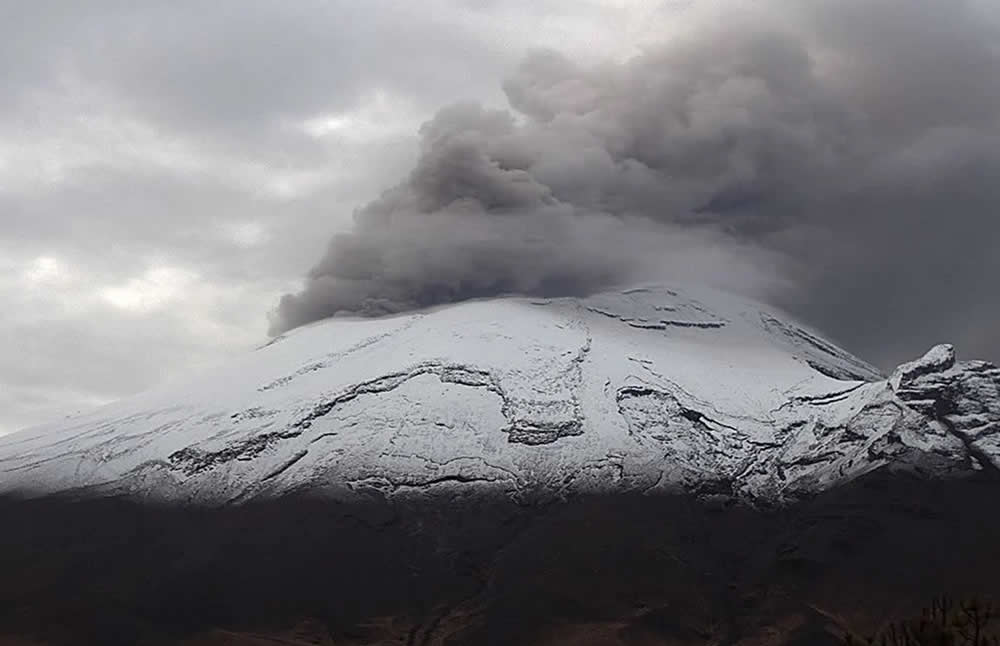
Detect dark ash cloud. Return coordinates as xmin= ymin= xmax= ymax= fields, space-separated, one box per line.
xmin=272 ymin=0 xmax=1000 ymax=368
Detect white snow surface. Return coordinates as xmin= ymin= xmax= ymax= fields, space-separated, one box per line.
xmin=1 ymin=284 xmax=998 ymax=504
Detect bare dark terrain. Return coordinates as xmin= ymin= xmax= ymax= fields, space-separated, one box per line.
xmin=0 ymin=470 xmax=997 ymax=645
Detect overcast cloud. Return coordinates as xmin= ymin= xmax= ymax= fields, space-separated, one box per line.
xmin=2 ymin=1 xmax=998 ymax=434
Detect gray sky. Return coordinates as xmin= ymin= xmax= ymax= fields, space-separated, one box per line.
xmin=2 ymin=1 xmax=998 ymax=435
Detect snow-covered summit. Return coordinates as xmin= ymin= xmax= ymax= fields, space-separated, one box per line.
xmin=0 ymin=285 xmax=997 ymax=504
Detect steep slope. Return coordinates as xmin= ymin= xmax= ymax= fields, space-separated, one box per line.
xmin=1 ymin=284 xmax=997 ymax=504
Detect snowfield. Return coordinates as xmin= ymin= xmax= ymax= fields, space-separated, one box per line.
xmin=1 ymin=284 xmax=997 ymax=504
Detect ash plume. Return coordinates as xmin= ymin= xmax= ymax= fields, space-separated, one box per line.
xmin=271 ymin=0 xmax=1000 ymax=367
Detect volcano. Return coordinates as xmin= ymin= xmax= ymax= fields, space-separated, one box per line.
xmin=3 ymin=284 xmax=998 ymax=503
xmin=1 ymin=285 xmax=999 ymax=645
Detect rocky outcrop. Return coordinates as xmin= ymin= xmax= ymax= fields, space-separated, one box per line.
xmin=890 ymin=344 xmax=1000 ymax=473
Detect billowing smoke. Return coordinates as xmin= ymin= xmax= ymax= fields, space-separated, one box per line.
xmin=271 ymin=0 xmax=1000 ymax=367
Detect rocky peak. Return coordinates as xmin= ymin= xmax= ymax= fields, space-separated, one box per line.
xmin=889 ymin=344 xmax=956 ymax=391
xmin=889 ymin=344 xmax=1000 ymax=473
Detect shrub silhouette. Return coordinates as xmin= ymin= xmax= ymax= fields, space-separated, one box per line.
xmin=845 ymin=598 xmax=999 ymax=645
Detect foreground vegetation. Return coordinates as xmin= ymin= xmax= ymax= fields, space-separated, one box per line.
xmin=846 ymin=598 xmax=999 ymax=645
